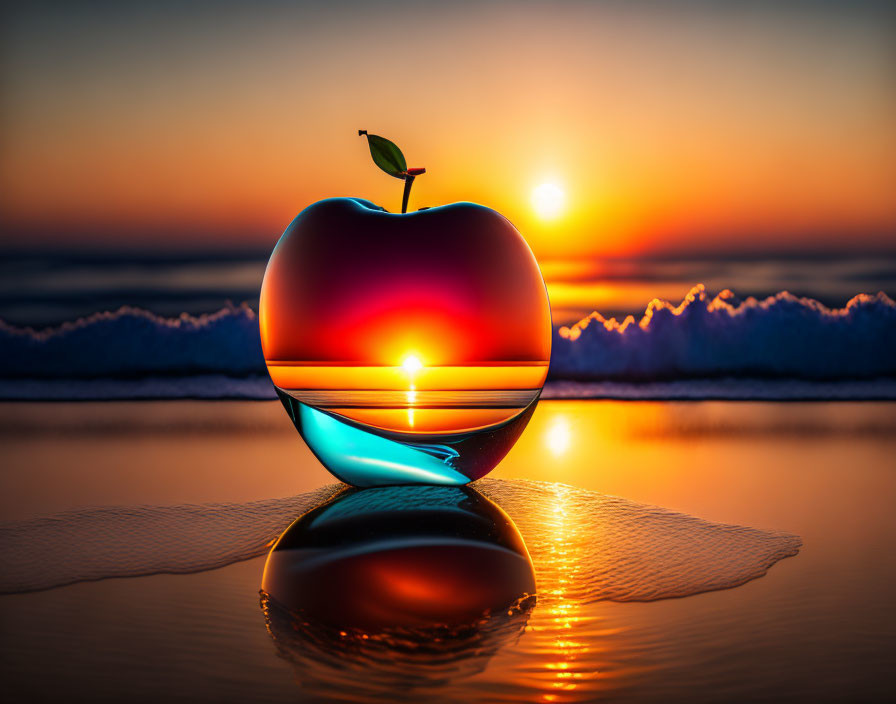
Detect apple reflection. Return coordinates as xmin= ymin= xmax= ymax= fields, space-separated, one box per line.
xmin=260 ymin=485 xmax=536 ymax=697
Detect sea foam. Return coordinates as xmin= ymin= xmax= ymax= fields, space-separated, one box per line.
xmin=0 ymin=479 xmax=800 ymax=600
xmin=0 ymin=285 xmax=893 ymax=399
xmin=551 ymin=285 xmax=896 ymax=380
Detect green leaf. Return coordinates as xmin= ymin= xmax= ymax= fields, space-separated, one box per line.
xmin=359 ymin=130 xmax=407 ymax=179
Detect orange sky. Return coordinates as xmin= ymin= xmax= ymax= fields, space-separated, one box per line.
xmin=1 ymin=1 xmax=894 ymax=258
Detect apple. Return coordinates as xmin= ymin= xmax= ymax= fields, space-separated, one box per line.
xmin=261 ymin=484 xmax=535 ymax=629
xmin=259 ymin=132 xmax=551 ymax=487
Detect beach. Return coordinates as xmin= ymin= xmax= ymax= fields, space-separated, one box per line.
xmin=2 ymin=399 xmax=894 ymax=702
xmin=3 ymin=1 xmax=894 ymax=700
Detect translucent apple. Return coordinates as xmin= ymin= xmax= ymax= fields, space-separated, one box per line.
xmin=261 ymin=484 xmax=536 ymax=628
xmin=260 ymin=485 xmax=536 ymax=694
xmin=260 ymin=197 xmax=551 ymax=486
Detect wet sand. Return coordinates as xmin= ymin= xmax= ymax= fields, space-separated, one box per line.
xmin=1 ymin=400 xmax=895 ymax=702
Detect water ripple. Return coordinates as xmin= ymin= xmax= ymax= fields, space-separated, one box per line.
xmin=0 ymin=478 xmax=800 ymax=599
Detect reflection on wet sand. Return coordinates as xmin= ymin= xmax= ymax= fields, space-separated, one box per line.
xmin=1 ymin=401 xmax=889 ymax=703
xmin=260 ymin=485 xmax=536 ymax=699
xmin=259 ymin=478 xmax=801 ymax=702
xmin=531 ymin=484 xmax=600 ymax=700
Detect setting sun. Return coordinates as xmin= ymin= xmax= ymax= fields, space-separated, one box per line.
xmin=532 ymin=183 xmax=566 ymax=220
xmin=402 ymin=354 xmax=424 ymax=374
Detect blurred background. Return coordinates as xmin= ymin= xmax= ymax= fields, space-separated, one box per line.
xmin=1 ymin=0 xmax=894 ymax=326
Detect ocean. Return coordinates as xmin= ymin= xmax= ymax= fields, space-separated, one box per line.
xmin=1 ymin=251 xmax=895 ymax=701
xmin=1 ymin=251 xmax=894 ymax=400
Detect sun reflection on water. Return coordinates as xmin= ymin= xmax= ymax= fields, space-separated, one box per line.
xmin=532 ymin=484 xmax=601 ymax=700
xmin=406 ymin=384 xmax=416 ymax=428
xmin=545 ymin=416 xmax=572 ymax=456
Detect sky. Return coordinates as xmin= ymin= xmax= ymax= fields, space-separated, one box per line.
xmin=1 ymin=0 xmax=894 ymax=259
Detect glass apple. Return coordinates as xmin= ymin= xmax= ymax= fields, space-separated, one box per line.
xmin=259 ymin=485 xmax=535 ymax=694
xmin=259 ymin=133 xmax=551 ymax=486
xmin=261 ymin=484 xmax=536 ymax=629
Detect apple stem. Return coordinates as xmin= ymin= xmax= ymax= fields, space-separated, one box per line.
xmin=401 ymin=176 xmax=415 ymax=214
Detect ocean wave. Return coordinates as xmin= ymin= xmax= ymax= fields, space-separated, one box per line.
xmin=0 ymin=285 xmax=893 ymax=388
xmin=0 ymin=303 xmax=265 ymax=378
xmin=552 ymin=285 xmax=896 ymax=380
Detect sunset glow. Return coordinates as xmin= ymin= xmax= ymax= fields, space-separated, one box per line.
xmin=1 ymin=3 xmax=893 ymax=258
xmin=545 ymin=416 xmax=572 ymax=456
xmin=402 ymin=355 xmax=424 ymax=375
xmin=3 ymin=2 xmax=894 ymax=701
xmin=532 ymin=183 xmax=566 ymax=220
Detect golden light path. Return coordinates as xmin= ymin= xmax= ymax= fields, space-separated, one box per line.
xmin=402 ymin=354 xmax=423 ymax=428
xmin=272 ymin=361 xmax=549 ymax=434
xmin=267 ymin=363 xmax=549 ymax=392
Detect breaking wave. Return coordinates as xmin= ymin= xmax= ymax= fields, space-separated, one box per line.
xmin=0 ymin=286 xmax=893 ymax=396
xmin=552 ymin=285 xmax=896 ymax=380
xmin=0 ymin=303 xmax=264 ymax=378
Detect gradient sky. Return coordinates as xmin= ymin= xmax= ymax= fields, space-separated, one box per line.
xmin=1 ymin=0 xmax=894 ymax=258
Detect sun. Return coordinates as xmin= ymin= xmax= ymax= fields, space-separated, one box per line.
xmin=401 ymin=354 xmax=423 ymax=374
xmin=531 ymin=182 xmax=565 ymax=220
